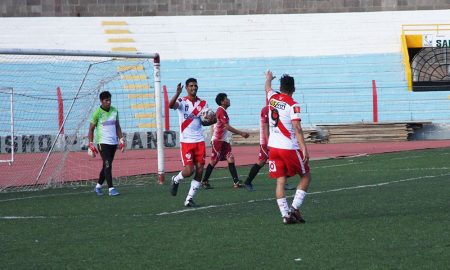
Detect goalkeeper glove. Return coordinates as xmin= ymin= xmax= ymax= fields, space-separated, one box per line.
xmin=88 ymin=142 xmax=98 ymax=158
xmin=119 ymin=137 xmax=125 ymax=153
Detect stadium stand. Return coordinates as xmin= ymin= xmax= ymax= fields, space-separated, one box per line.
xmin=1 ymin=10 xmax=450 ymax=137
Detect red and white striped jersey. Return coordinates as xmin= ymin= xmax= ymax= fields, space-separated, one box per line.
xmin=212 ymin=106 xmax=232 ymax=143
xmin=260 ymin=106 xmax=269 ymax=145
xmin=267 ymin=89 xmax=302 ymax=150
xmin=174 ymin=96 xmax=209 ymax=143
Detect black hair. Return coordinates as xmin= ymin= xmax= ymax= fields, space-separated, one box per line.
xmin=185 ymin=78 xmax=197 ymax=85
xmin=215 ymin=93 xmax=227 ymax=106
xmin=99 ymin=91 xmax=111 ymax=100
xmin=280 ymin=74 xmax=295 ymax=94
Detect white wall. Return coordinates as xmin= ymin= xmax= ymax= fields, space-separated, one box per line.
xmin=0 ymin=9 xmax=449 ymax=60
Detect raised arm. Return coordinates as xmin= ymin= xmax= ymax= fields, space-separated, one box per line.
xmin=168 ymin=83 xmax=183 ymax=109
xmin=265 ymin=70 xmax=276 ymax=94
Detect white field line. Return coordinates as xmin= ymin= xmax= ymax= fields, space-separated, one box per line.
xmin=0 ymin=162 xmax=362 ymax=204
xmin=156 ymin=172 xmax=450 ymax=216
xmin=358 ymin=167 xmax=450 ymax=173
xmin=1 ymin=216 xmax=49 ymax=219
xmin=390 ymin=155 xmax=424 ymax=160
xmin=315 ymin=162 xmax=363 ymax=169
xmin=0 ymin=191 xmax=91 ymax=203
xmin=3 ymin=172 xmax=446 ymax=220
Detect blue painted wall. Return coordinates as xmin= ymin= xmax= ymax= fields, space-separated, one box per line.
xmin=2 ymin=52 xmax=450 ymax=138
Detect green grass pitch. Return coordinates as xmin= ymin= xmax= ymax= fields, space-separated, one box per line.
xmin=1 ymin=148 xmax=450 ymax=269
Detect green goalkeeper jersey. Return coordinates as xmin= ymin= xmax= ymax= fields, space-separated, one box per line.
xmin=90 ymin=106 xmax=119 ymax=145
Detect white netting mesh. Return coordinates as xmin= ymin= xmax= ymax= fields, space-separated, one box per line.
xmin=0 ymin=52 xmax=161 ymax=191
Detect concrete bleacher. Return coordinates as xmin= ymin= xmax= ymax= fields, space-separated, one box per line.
xmin=164 ymin=52 xmax=450 ymax=130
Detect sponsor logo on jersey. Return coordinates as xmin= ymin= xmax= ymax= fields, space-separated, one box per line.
xmin=184 ymin=113 xmax=197 ymax=120
xmin=269 ymin=99 xmax=286 ymax=110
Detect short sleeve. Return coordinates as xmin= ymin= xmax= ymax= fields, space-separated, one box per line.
xmin=216 ymin=108 xmax=229 ymax=124
xmin=116 ymin=109 xmax=119 ymax=121
xmin=90 ymin=109 xmax=99 ymax=125
xmin=291 ymin=104 xmax=301 ymax=121
xmin=267 ymin=89 xmax=276 ymax=102
xmin=174 ymin=98 xmax=184 ymax=111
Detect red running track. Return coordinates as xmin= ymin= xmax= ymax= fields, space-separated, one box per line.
xmin=2 ymin=140 xmax=450 ymax=187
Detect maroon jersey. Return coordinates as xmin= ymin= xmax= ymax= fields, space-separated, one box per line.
xmin=260 ymin=106 xmax=269 ymax=145
xmin=212 ymin=106 xmax=232 ymax=142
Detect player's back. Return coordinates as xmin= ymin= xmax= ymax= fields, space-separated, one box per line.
xmin=267 ymin=90 xmax=302 ymax=150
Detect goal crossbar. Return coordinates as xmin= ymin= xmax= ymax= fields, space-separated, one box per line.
xmin=0 ymin=48 xmax=160 ymax=61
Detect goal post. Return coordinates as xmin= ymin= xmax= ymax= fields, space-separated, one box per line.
xmin=0 ymin=48 xmax=164 ymax=191
xmin=0 ymin=87 xmax=14 ymax=164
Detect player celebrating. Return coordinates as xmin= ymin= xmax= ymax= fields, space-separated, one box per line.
xmin=201 ymin=93 xmax=249 ymax=189
xmin=243 ymin=105 xmax=297 ymax=192
xmin=88 ymin=91 xmax=125 ymax=196
xmin=169 ymin=78 xmax=215 ymax=207
xmin=265 ymin=70 xmax=311 ymax=224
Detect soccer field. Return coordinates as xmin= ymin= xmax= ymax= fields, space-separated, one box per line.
xmin=1 ymin=148 xmax=450 ymax=269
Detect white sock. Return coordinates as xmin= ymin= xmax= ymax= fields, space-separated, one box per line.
xmin=277 ymin=198 xmax=290 ymax=217
xmin=108 ymin=187 xmax=115 ymax=191
xmin=173 ymin=171 xmax=184 ymax=184
xmin=95 ymin=183 xmax=102 ymax=189
xmin=185 ymin=180 xmax=201 ymax=202
xmin=292 ymin=189 xmax=307 ymax=210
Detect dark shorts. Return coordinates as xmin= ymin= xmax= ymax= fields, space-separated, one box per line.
xmin=258 ymin=144 xmax=269 ymax=162
xmin=211 ymin=140 xmax=233 ymax=162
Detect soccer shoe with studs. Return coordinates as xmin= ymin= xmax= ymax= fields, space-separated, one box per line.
xmin=170 ymin=176 xmax=179 ymax=196
xmin=108 ymin=188 xmax=120 ymax=196
xmin=289 ymin=207 xmax=305 ymax=223
xmin=282 ymin=213 xmax=297 ymax=225
xmin=184 ymin=199 xmax=198 ymax=207
xmin=233 ymin=181 xmax=243 ymax=189
xmin=94 ymin=187 xmax=103 ymax=196
xmin=244 ymin=182 xmax=254 ymax=192
xmin=201 ymin=181 xmax=213 ymax=189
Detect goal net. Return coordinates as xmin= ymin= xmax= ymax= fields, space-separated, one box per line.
xmin=0 ymin=49 xmax=164 ymax=191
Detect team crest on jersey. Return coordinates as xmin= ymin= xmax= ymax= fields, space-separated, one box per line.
xmin=269 ymin=99 xmax=286 ymax=110
xmin=269 ymin=161 xmax=277 ymax=172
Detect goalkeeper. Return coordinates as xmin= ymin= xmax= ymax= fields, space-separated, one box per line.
xmin=87 ymin=91 xmax=125 ymax=196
